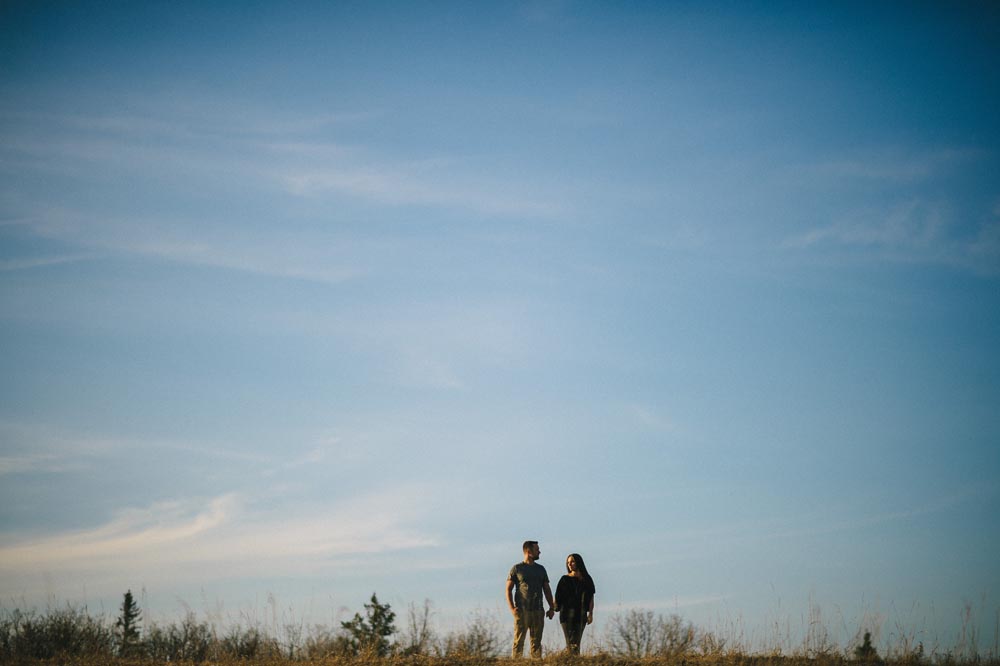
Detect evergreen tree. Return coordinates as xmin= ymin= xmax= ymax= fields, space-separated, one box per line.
xmin=115 ymin=589 xmax=142 ymax=657
xmin=340 ymin=593 xmax=396 ymax=656
xmin=855 ymin=631 xmax=880 ymax=662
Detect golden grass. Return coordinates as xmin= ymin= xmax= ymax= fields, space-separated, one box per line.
xmin=8 ymin=656 xmax=1000 ymax=666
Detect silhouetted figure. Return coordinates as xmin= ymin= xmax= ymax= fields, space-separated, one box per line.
xmin=505 ymin=540 xmax=556 ymax=658
xmin=553 ymin=553 xmax=596 ymax=654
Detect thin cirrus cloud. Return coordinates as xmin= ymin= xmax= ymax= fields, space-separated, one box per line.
xmin=2 ymin=107 xmax=569 ymax=283
xmin=626 ymin=404 xmax=677 ymax=432
xmin=782 ymin=200 xmax=948 ymax=250
xmin=0 ymin=495 xmax=238 ymax=571
xmin=49 ymin=109 xmax=373 ymax=140
xmin=2 ymin=104 xmax=567 ymax=221
xmin=0 ymin=102 xmax=373 ymax=148
xmin=0 ymin=487 xmax=439 ymax=594
xmin=8 ymin=206 xmax=363 ymax=286
xmin=0 ymin=419 xmax=275 ymax=473
xmin=0 ymin=254 xmax=97 ymax=272
xmin=773 ymin=146 xmax=1000 ymax=273
xmin=0 ymin=420 xmax=123 ymax=470
xmin=794 ymin=147 xmax=985 ymax=184
xmin=281 ymin=163 xmax=566 ymax=218
xmin=782 ymin=199 xmax=1000 ymax=275
xmin=0 ymin=451 xmax=85 ymax=475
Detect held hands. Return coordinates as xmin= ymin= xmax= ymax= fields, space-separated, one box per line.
xmin=587 ymin=611 xmax=594 ymax=625
xmin=546 ymin=608 xmax=555 ymax=620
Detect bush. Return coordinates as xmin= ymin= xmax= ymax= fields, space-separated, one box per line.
xmin=606 ymin=610 xmax=699 ymax=658
xmin=0 ymin=605 xmax=114 ymax=659
xmin=401 ymin=599 xmax=436 ymax=655
xmin=221 ymin=624 xmax=282 ymax=659
xmin=437 ymin=608 xmax=502 ymax=658
xmin=302 ymin=623 xmax=354 ymax=659
xmin=143 ymin=612 xmax=215 ymax=662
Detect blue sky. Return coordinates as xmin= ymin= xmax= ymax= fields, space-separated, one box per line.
xmin=1 ymin=0 xmax=998 ymax=655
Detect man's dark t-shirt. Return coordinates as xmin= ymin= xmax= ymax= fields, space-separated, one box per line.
xmin=508 ymin=562 xmax=549 ymax=611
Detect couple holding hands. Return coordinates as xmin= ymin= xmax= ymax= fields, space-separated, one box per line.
xmin=505 ymin=540 xmax=596 ymax=657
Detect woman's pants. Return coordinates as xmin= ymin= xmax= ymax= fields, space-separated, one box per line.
xmin=561 ymin=621 xmax=586 ymax=654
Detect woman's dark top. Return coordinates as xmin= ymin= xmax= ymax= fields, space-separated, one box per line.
xmin=555 ymin=574 xmax=596 ymax=625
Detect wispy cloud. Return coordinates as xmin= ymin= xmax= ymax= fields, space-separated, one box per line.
xmin=0 ymin=452 xmax=86 ymax=475
xmin=775 ymin=145 xmax=1000 ymax=274
xmin=0 ymin=102 xmax=376 ymax=145
xmin=0 ymin=419 xmax=276 ymax=477
xmin=0 ymin=495 xmax=238 ymax=569
xmin=0 ymin=420 xmax=121 ymax=469
xmin=3 ymin=100 xmax=566 ymax=220
xmin=791 ymin=147 xmax=985 ymax=185
xmin=966 ymin=203 xmax=1000 ymax=269
xmin=0 ymin=486 xmax=439 ymax=594
xmin=2 ymin=100 xmax=568 ymax=282
xmin=0 ymin=253 xmax=97 ymax=272
xmin=783 ymin=199 xmax=947 ymax=250
xmin=782 ymin=198 xmax=1000 ymax=275
xmin=8 ymin=206 xmax=362 ymax=285
xmin=626 ymin=404 xmax=677 ymax=432
xmin=281 ymin=162 xmax=565 ymax=218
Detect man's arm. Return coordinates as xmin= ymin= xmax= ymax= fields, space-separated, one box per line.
xmin=505 ymin=578 xmax=517 ymax=615
xmin=543 ymin=582 xmax=555 ymax=619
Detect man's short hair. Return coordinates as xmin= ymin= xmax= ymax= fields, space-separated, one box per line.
xmin=522 ymin=540 xmax=538 ymax=552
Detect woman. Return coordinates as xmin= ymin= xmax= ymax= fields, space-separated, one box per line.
xmin=553 ymin=552 xmax=596 ymax=654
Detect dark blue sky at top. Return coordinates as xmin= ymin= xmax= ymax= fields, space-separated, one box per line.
xmin=4 ymin=2 xmax=998 ymax=140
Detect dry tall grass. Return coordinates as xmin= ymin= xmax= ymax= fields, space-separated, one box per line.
xmin=4 ymin=656 xmax=1000 ymax=666
xmin=3 ymin=601 xmax=997 ymax=666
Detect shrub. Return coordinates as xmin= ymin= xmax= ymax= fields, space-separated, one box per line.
xmin=606 ymin=610 xmax=698 ymax=658
xmin=0 ymin=605 xmax=114 ymax=659
xmin=401 ymin=599 xmax=436 ymax=655
xmin=220 ymin=624 xmax=282 ymax=659
xmin=302 ymin=623 xmax=354 ymax=659
xmin=437 ymin=608 xmax=502 ymax=658
xmin=143 ymin=612 xmax=215 ymax=662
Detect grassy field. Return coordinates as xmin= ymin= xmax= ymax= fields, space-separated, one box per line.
xmin=4 ymin=655 xmax=1000 ymax=666
xmin=3 ymin=601 xmax=996 ymax=666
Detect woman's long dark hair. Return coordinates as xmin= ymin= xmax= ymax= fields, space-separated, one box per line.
xmin=566 ymin=553 xmax=593 ymax=585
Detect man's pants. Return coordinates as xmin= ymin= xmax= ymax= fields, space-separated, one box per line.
xmin=512 ymin=609 xmax=545 ymax=658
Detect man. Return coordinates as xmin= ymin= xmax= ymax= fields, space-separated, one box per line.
xmin=505 ymin=540 xmax=556 ymax=658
